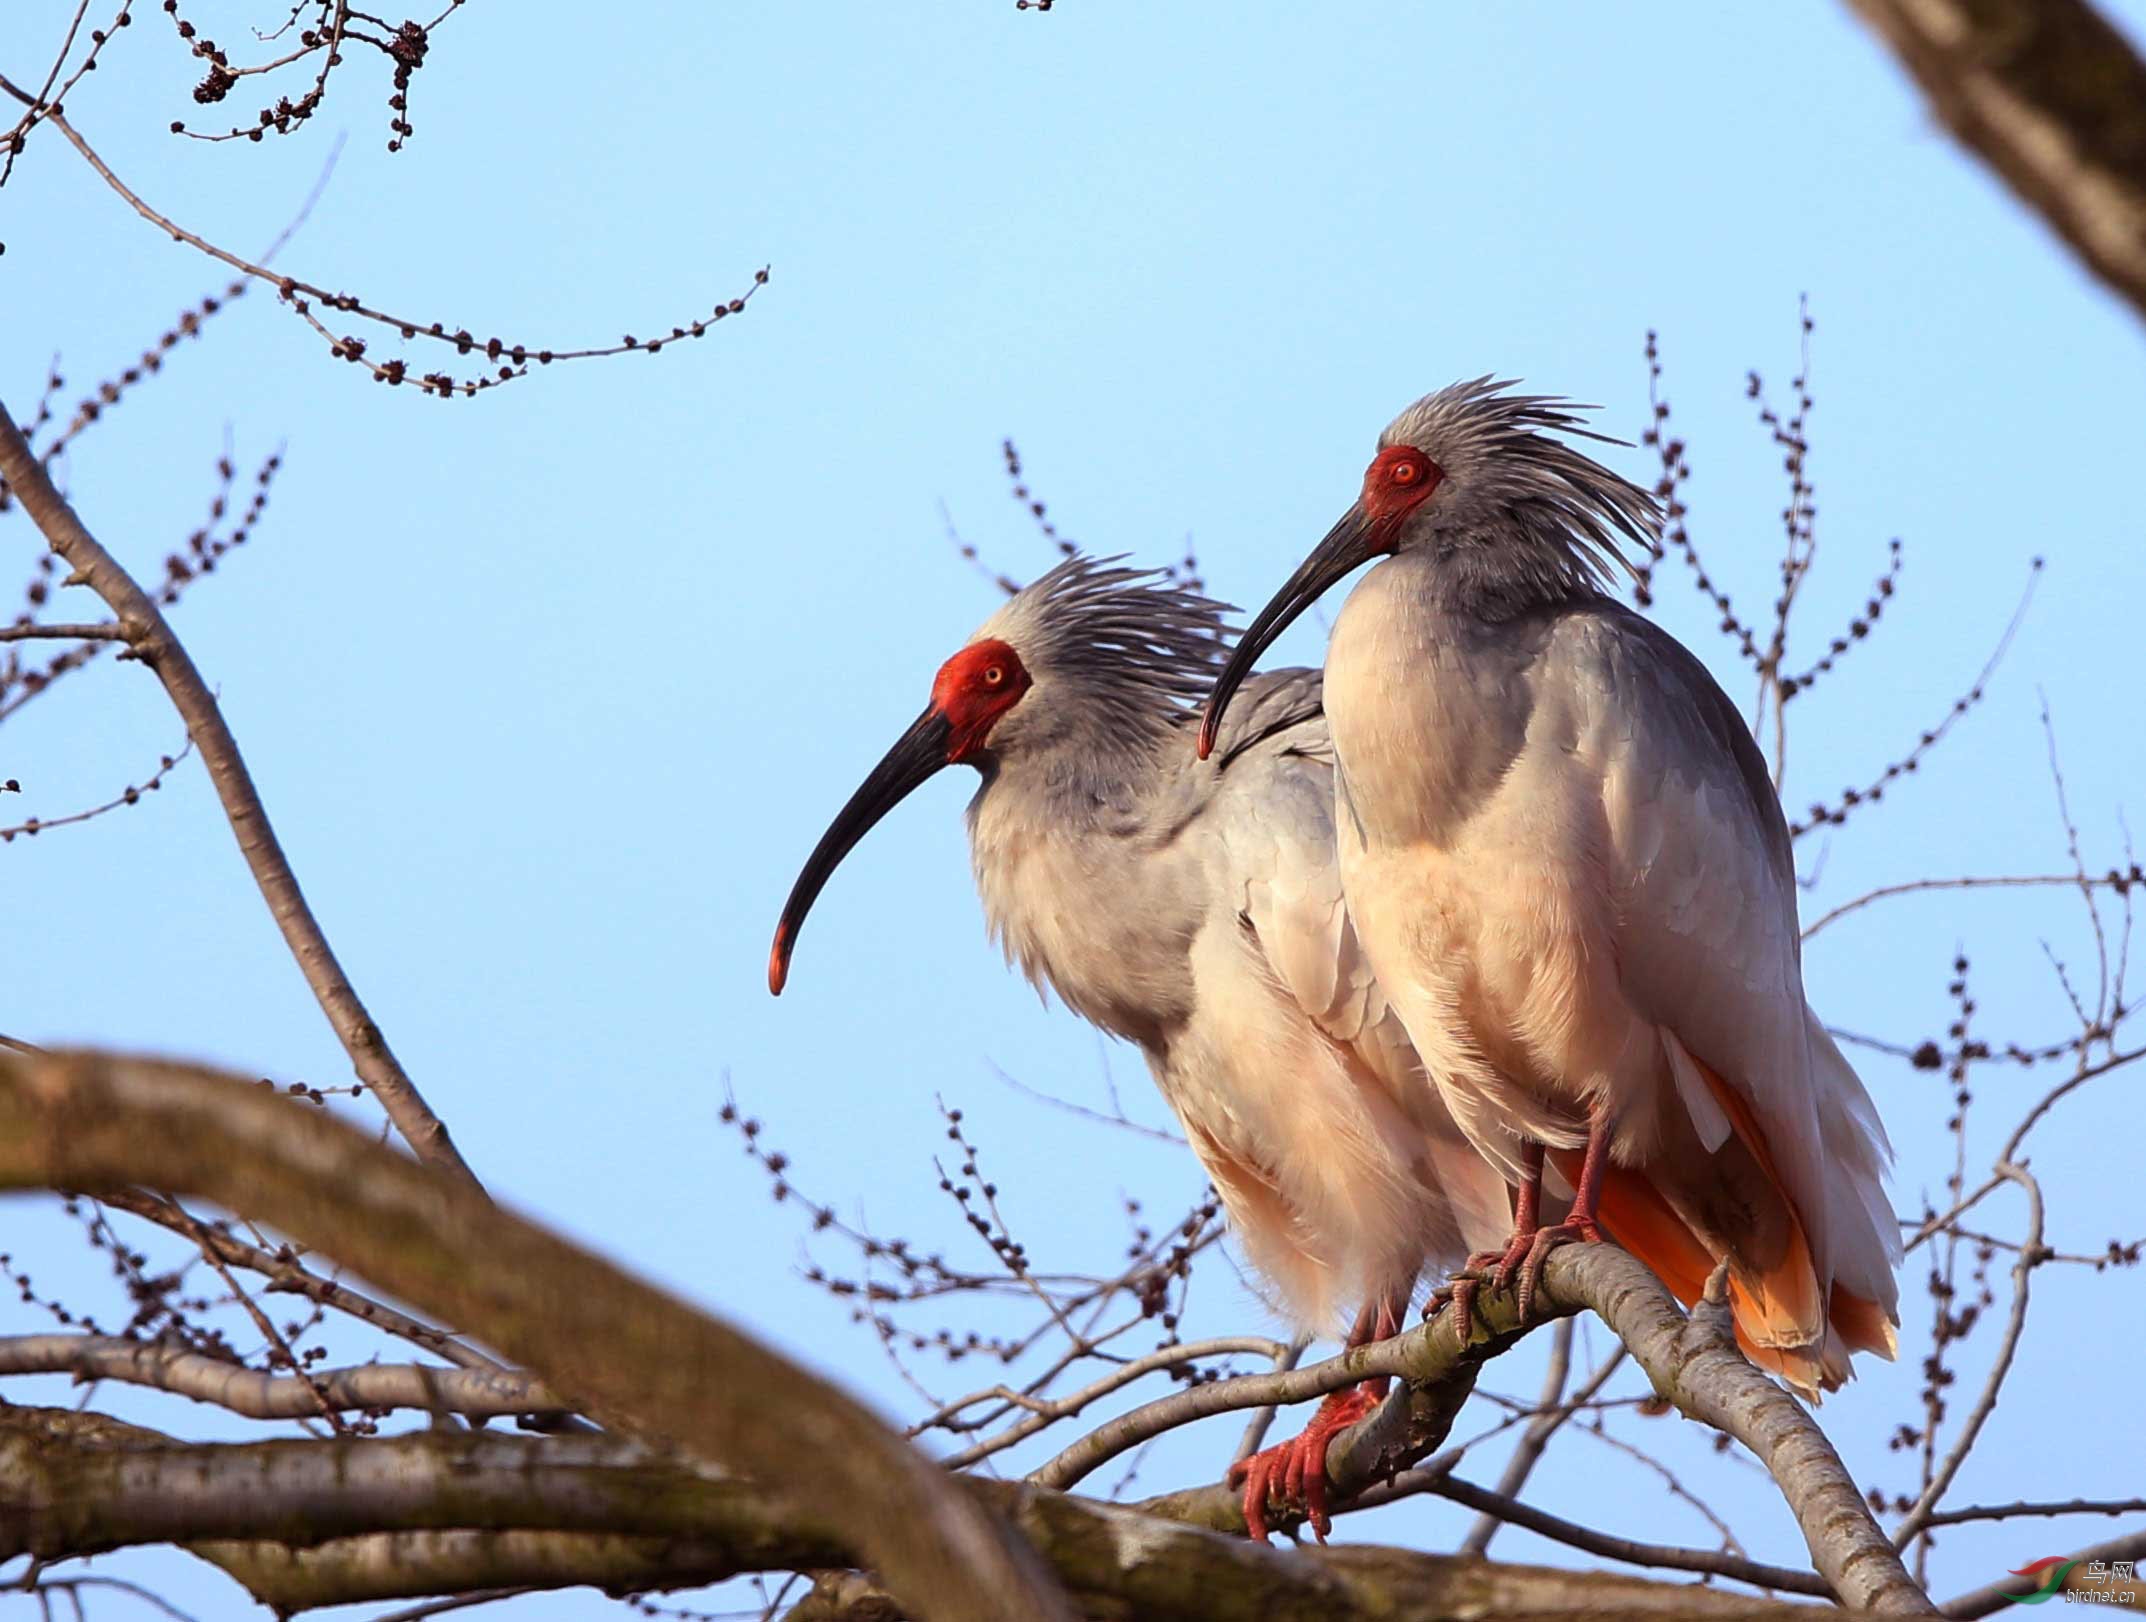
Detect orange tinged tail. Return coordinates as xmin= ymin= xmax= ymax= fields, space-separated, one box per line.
xmin=1550 ymin=1045 xmax=1896 ymax=1397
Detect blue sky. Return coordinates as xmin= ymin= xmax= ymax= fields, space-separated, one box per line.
xmin=4 ymin=4 xmax=2143 ymax=1616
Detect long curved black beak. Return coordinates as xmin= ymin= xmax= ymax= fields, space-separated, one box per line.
xmin=769 ymin=708 xmax=953 ymax=995
xmin=1198 ymin=506 xmax=1380 ymax=759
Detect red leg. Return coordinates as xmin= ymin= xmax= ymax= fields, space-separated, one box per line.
xmin=1428 ymin=1142 xmax=1546 ymax=1341
xmin=1227 ymin=1290 xmax=1402 ymax=1542
xmin=1506 ymin=1110 xmax=1611 ymax=1321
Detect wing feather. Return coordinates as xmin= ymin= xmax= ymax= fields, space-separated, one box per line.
xmin=1579 ymin=605 xmax=1892 ymax=1303
xmin=1210 ymin=671 xmax=1514 ymax=1260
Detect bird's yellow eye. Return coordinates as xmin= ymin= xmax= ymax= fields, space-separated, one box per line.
xmin=983 ymin=666 xmax=1004 ymax=686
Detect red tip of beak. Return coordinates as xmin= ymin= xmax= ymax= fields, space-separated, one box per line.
xmin=1195 ymin=710 xmax=1217 ymax=761
xmin=767 ymin=928 xmax=790 ymax=997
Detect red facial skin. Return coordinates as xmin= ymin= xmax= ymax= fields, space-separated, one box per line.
xmin=931 ymin=638 xmax=1033 ymax=762
xmin=1359 ymin=444 xmax=1443 ymax=532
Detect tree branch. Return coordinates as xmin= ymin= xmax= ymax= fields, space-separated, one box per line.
xmin=0 ymin=401 xmax=480 ymax=1192
xmin=1893 ymin=1161 xmax=2043 ymax=1548
xmin=1135 ymin=1252 xmax=1935 ymax=1615
xmin=96 ymin=1187 xmax=507 ymax=1373
xmin=0 ymin=1047 xmax=1075 ymax=1622
xmin=1460 ymin=1316 xmax=1576 ymax=1555
xmin=0 ymin=620 xmax=127 ymax=641
xmin=1369 ymin=1461 xmax=1833 ymax=1597
xmin=6 ymin=1402 xmax=1844 ymax=1620
xmin=0 ymin=1335 xmax=566 ymax=1421
xmin=1841 ymin=0 xmax=2146 ymax=321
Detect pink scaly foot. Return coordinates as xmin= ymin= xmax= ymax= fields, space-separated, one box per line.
xmin=1424 ymin=1273 xmax=1477 ymax=1341
xmin=1427 ymin=1141 xmax=1549 ymax=1341
xmin=1498 ymin=1113 xmax=1613 ymax=1321
xmin=1227 ymin=1380 xmax=1383 ymax=1542
xmin=1503 ymin=1214 xmax=1609 ymax=1320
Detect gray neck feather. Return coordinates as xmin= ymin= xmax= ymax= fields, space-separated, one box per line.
xmin=955 ymin=555 xmax=1230 ymax=1042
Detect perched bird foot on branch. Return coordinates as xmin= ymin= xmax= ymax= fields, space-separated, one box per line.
xmin=1425 ymin=1268 xmax=1489 ymax=1342
xmin=1504 ymin=1216 xmax=1608 ymax=1322
xmin=1228 ymin=1378 xmax=1384 ymax=1542
xmin=1428 ymin=1206 xmax=1612 ymax=1338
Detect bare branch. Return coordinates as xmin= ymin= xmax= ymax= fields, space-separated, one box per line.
xmin=1804 ymin=869 xmax=2143 ymax=940
xmin=0 ymin=1333 xmax=564 ymax=1420
xmin=1230 ymin=1333 xmax=1312 ymax=1464
xmin=4 ymin=1394 xmax=1851 ymax=1622
xmin=1130 ymin=1251 xmax=1934 ymax=1614
xmin=96 ymin=1187 xmax=505 ymax=1372
xmin=1461 ymin=1325 xmax=1635 ymax=1557
xmin=928 ymin=1336 xmax=1288 ymax=1469
xmin=1358 ymin=1460 xmax=1831 ymax=1597
xmin=1791 ymin=558 xmax=2039 ymax=838
xmin=0 ymin=402 xmax=479 ymax=1191
xmin=1923 ymin=1498 xmax=2146 ymax=1531
xmin=0 ymin=738 xmax=192 ymax=845
xmin=793 ymin=1499 xmax=1835 ymax=1622
xmin=0 ymin=1047 xmax=1077 ymax=1622
xmin=0 ymin=621 xmax=127 ymax=642
xmin=1893 ymin=1162 xmax=2043 ymax=1549
xmin=1841 ymin=0 xmax=2146 ymax=323
xmin=0 ymin=79 xmax=768 ymax=400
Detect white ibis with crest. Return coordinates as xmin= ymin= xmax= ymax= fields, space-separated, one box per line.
xmin=771 ymin=555 xmax=1513 ymax=1534
xmin=1201 ymin=380 xmax=1900 ymax=1397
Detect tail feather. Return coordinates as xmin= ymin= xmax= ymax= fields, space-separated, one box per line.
xmin=1553 ymin=1035 xmax=1899 ymax=1399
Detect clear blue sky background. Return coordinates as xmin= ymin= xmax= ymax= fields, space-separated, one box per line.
xmin=4 ymin=4 xmax=2143 ymax=1617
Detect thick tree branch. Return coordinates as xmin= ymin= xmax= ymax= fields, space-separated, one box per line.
xmin=0 ymin=1048 xmax=1074 ymax=1622
xmin=0 ymin=402 xmax=480 ymax=1192
xmin=1842 ymin=0 xmax=2146 ymax=321
xmin=6 ymin=1404 xmax=1841 ymax=1620
xmin=788 ymin=1521 xmax=1834 ymax=1622
xmin=0 ymin=1414 xmax=821 ymax=1565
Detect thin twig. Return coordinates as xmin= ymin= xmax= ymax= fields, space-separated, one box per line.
xmin=0 ymin=739 xmax=193 ymax=844
xmin=0 ymin=622 xmax=127 ymax=642
xmin=930 ymin=1336 xmax=1285 ymax=1469
xmin=1462 ymin=1330 xmax=1628 ymax=1557
xmin=0 ymin=79 xmax=767 ymax=400
xmin=1354 ymin=1462 xmax=1831 ymax=1598
xmin=153 ymin=1199 xmax=353 ymax=1434
xmin=0 ymin=1333 xmax=565 ymax=1419
xmin=1893 ymin=1162 xmax=2043 ymax=1549
xmin=1921 ymin=1498 xmax=2146 ymax=1530
xmin=96 ymin=1188 xmax=502 ymax=1371
xmin=1804 ymin=871 xmax=2142 ymax=940
xmin=0 ymin=401 xmax=481 ymax=1191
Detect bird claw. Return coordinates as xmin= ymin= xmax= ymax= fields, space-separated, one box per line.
xmin=1431 ymin=1219 xmax=1608 ymax=1335
xmin=1425 ymin=1274 xmax=1484 ymax=1343
xmin=1226 ymin=1382 xmax=1381 ymax=1543
xmin=1508 ymin=1218 xmax=1607 ymax=1322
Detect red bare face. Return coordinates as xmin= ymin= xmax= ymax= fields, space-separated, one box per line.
xmin=930 ymin=638 xmax=1033 ymax=762
xmin=1360 ymin=444 xmax=1443 ymax=525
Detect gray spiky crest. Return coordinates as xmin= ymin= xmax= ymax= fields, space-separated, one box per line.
xmin=969 ymin=554 xmax=1236 ymax=766
xmin=1381 ymin=377 xmax=1662 ymax=614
